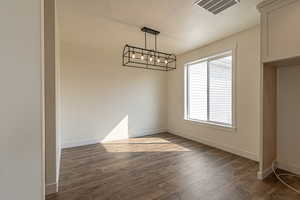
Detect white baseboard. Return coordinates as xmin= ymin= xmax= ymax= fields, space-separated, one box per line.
xmin=277 ymin=161 xmax=300 ymax=176
xmin=168 ymin=129 xmax=258 ymax=161
xmin=62 ymin=129 xmax=167 ymax=149
xmin=257 ymin=161 xmax=300 ymax=180
xmin=46 ymin=182 xmax=57 ymax=195
xmin=56 ymin=145 xmax=62 ymax=183
xmin=129 ymin=128 xmax=168 ymax=138
xmin=257 ymin=167 xmax=273 ymax=180
xmin=62 ymin=139 xmax=99 ymax=149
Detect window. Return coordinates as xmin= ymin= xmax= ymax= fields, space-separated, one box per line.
xmin=185 ymin=51 xmax=234 ymax=128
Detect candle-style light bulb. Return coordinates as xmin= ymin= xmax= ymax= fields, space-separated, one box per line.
xmin=165 ymin=59 xmax=168 ymax=64
xmin=132 ymin=52 xmax=136 ymax=59
xmin=141 ymin=54 xmax=144 ymax=60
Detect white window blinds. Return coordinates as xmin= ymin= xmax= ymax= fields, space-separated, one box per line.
xmin=186 ymin=52 xmax=233 ymax=126
xmin=188 ymin=61 xmax=207 ymax=121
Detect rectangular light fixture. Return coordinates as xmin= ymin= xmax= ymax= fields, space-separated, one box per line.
xmin=122 ymin=27 xmax=176 ymax=71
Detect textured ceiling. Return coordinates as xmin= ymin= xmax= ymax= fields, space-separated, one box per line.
xmin=57 ymin=0 xmax=263 ymax=55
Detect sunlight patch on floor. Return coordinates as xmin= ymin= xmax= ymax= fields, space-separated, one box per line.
xmin=102 ymin=137 xmax=191 ymax=152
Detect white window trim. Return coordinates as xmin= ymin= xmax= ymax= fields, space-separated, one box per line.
xmin=184 ymin=47 xmax=237 ymax=131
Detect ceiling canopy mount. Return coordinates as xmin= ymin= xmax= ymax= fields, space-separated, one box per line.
xmin=141 ymin=27 xmax=160 ymax=35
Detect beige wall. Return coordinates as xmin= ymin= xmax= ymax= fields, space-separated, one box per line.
xmin=57 ymin=0 xmax=166 ymax=149
xmin=167 ymin=26 xmax=261 ymax=161
xmin=0 ymin=0 xmax=44 ymax=199
xmin=60 ymin=41 xmax=167 ymax=147
xmin=277 ymin=65 xmax=300 ymax=175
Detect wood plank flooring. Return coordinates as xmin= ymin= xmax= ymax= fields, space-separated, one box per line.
xmin=46 ymin=133 xmax=300 ymax=200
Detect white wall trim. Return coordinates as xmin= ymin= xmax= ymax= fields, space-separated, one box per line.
xmin=62 ymin=129 xmax=167 ymax=149
xmin=184 ymin=46 xmax=238 ymax=130
xmin=257 ymin=161 xmax=300 ymax=180
xmin=257 ymin=166 xmax=273 ymax=180
xmin=63 ymin=139 xmax=101 ymax=149
xmin=56 ymin=146 xmax=62 ymax=183
xmin=168 ymin=129 xmax=258 ymax=161
xmin=129 ymin=128 xmax=167 ymax=138
xmin=277 ymin=162 xmax=300 ymax=176
xmin=45 ymin=182 xmax=57 ymax=195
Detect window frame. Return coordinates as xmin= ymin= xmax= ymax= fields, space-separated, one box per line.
xmin=184 ymin=49 xmax=236 ymax=130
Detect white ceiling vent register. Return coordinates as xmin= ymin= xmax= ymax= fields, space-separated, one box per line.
xmin=194 ymin=0 xmax=240 ymax=15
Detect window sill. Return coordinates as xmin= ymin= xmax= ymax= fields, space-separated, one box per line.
xmin=184 ymin=118 xmax=236 ymax=132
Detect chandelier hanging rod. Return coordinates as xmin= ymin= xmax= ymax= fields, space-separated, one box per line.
xmin=142 ymin=27 xmax=160 ymax=50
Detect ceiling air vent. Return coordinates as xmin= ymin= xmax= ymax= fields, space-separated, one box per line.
xmin=194 ymin=0 xmax=240 ymax=15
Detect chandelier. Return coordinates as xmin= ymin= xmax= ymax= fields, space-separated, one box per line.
xmin=122 ymin=27 xmax=176 ymax=71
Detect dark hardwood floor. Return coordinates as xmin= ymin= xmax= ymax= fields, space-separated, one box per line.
xmin=46 ymin=133 xmax=300 ymax=200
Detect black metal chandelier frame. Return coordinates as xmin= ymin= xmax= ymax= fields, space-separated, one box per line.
xmin=122 ymin=27 xmax=176 ymax=71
